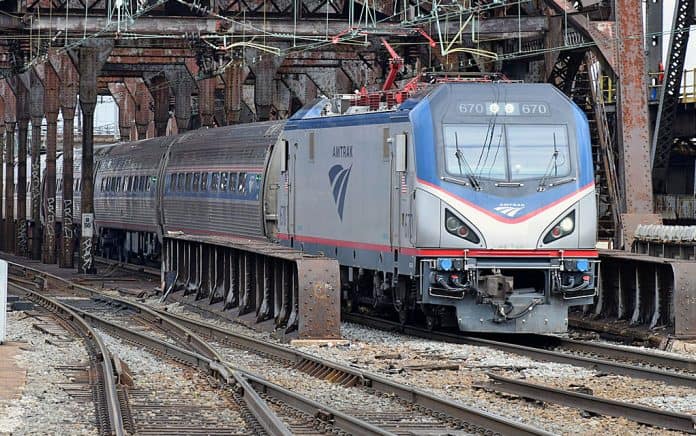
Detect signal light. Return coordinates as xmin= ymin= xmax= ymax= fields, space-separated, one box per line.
xmin=444 ymin=210 xmax=480 ymax=243
xmin=543 ymin=211 xmax=576 ymax=243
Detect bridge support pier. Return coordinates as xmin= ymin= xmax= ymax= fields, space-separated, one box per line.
xmin=58 ymin=54 xmax=78 ymax=269
xmin=109 ymin=82 xmax=136 ymax=142
xmin=76 ymin=41 xmax=112 ymax=274
xmin=1 ymin=81 xmax=16 ymax=253
xmin=29 ymin=70 xmax=44 ymax=261
xmin=15 ymin=80 xmax=29 ymax=257
xmin=42 ymin=62 xmax=60 ymax=264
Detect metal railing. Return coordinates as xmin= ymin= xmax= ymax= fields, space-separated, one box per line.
xmin=599 ymin=68 xmax=696 ymax=104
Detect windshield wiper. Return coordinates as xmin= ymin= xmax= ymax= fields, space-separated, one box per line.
xmin=537 ymin=133 xmax=560 ymax=192
xmin=454 ymin=132 xmax=481 ymax=191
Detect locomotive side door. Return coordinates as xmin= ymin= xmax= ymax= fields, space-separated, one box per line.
xmin=262 ymin=139 xmax=285 ymax=240
xmin=273 ymin=137 xmax=293 ymax=243
xmin=390 ymin=131 xmax=409 ymax=250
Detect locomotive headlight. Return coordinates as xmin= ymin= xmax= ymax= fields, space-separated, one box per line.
xmin=489 ymin=103 xmax=500 ymax=114
xmin=543 ymin=211 xmax=576 ymax=243
xmin=445 ymin=210 xmax=480 ymax=243
xmin=504 ymin=103 xmax=515 ymax=114
xmin=559 ymin=216 xmax=574 ymax=233
xmin=446 ymin=216 xmax=461 ymax=233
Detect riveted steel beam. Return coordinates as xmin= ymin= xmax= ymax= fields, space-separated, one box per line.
xmin=614 ymin=0 xmax=661 ymax=247
xmin=27 ymin=15 xmax=547 ymax=39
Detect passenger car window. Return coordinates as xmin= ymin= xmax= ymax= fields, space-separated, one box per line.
xmin=220 ymin=172 xmax=228 ymax=191
xmin=211 ymin=172 xmax=219 ymax=191
xmin=185 ymin=173 xmax=192 ymax=191
xmin=238 ymin=172 xmax=246 ymax=193
xmin=177 ymin=173 xmax=185 ymax=191
xmin=193 ymin=172 xmax=201 ymax=191
xmin=248 ymin=174 xmax=258 ymax=193
xmin=229 ymin=172 xmax=237 ymax=192
xmin=201 ymin=172 xmax=208 ymax=191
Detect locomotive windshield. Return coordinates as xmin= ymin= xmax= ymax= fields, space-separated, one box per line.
xmin=443 ymin=124 xmax=570 ymax=182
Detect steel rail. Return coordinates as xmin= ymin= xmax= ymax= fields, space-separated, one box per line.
xmin=486 ymin=373 xmax=696 ymax=434
xmin=14 ymin=282 xmax=390 ymax=436
xmin=153 ymin=308 xmax=552 ymax=436
xmin=11 ymin=284 xmax=125 ymax=436
xmin=528 ymin=334 xmax=696 ymax=372
xmin=341 ymin=312 xmax=696 ymax=388
xmin=6 ymin=265 xmax=388 ymax=436
xmin=6 ymin=260 xmax=550 ymax=436
xmin=7 ymin=272 xmax=291 ymax=436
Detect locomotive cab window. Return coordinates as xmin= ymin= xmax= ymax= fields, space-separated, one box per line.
xmin=444 ymin=124 xmax=507 ymax=180
xmin=506 ymin=125 xmax=569 ymax=179
xmin=443 ymin=124 xmax=570 ymax=182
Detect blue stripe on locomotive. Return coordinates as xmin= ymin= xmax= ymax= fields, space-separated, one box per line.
xmin=409 ymin=94 xmax=594 ymax=219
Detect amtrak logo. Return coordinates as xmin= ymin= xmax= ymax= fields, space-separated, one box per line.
xmin=328 ymin=164 xmax=352 ymax=220
xmin=494 ymin=204 xmax=525 ymax=218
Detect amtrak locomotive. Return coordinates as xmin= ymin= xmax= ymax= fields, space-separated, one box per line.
xmin=47 ymin=79 xmax=598 ymax=333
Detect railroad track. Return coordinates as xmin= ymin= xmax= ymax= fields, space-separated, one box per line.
xmin=8 ymin=277 xmax=362 ymax=435
xmin=6 ymin=260 xmax=550 ymax=436
xmin=342 ymin=312 xmax=696 ymax=388
xmin=15 ymin=285 xmax=125 ymax=436
xmin=341 ymin=311 xmax=696 ymax=433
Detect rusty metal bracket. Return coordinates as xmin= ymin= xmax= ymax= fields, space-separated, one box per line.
xmin=296 ymin=258 xmax=340 ymax=339
xmin=672 ymin=262 xmax=696 ymax=338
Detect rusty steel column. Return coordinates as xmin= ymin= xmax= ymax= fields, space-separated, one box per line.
xmin=199 ymin=77 xmax=216 ymax=128
xmin=59 ymin=55 xmax=78 ymax=269
xmin=15 ymin=80 xmax=29 ymax=257
xmin=615 ymin=0 xmax=661 ymax=248
xmin=42 ymin=64 xmax=60 ymax=264
xmin=29 ymin=70 xmax=45 ymax=260
xmin=0 ymin=94 xmax=4 ymax=249
xmin=146 ymin=74 xmax=169 ymax=137
xmin=78 ymin=46 xmax=98 ymax=274
xmin=246 ymin=50 xmax=285 ymax=121
xmin=108 ymin=82 xmax=135 ymax=141
xmin=224 ymin=65 xmax=243 ymax=124
xmin=132 ymin=80 xmax=152 ymax=140
xmin=171 ymin=70 xmax=193 ymax=132
xmin=253 ymin=57 xmax=275 ymax=121
xmin=2 ymin=81 xmax=17 ymax=252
